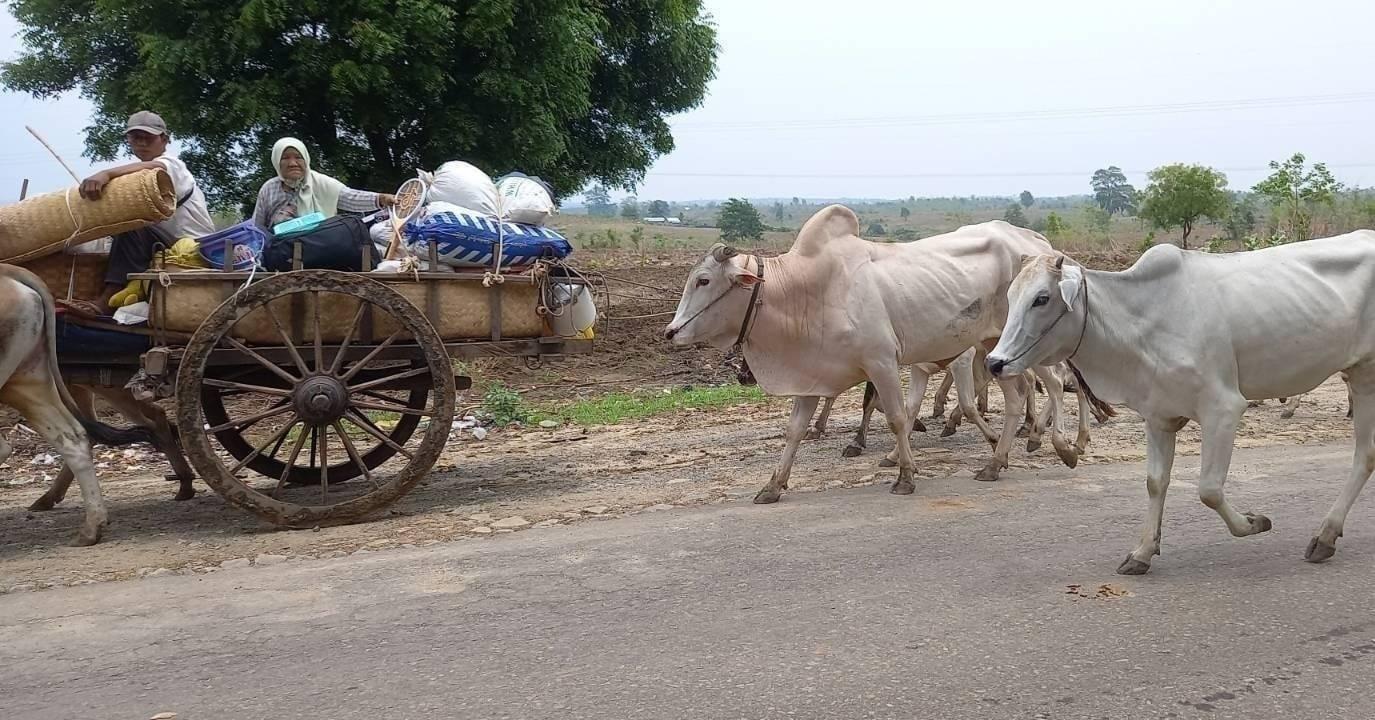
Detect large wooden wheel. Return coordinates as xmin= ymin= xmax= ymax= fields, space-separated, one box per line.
xmin=176 ymin=270 xmax=456 ymax=527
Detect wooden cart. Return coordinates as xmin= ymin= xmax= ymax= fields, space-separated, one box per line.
xmin=53 ymin=238 xmax=592 ymax=528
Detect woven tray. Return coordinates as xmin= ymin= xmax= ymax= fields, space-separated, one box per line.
xmin=21 ymin=251 xmax=110 ymax=301
xmin=0 ymin=169 xmax=175 ymax=264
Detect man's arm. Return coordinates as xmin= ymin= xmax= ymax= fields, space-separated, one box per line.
xmin=79 ymin=161 xmax=164 ymax=200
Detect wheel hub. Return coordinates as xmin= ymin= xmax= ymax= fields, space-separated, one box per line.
xmin=293 ymin=374 xmax=350 ymax=425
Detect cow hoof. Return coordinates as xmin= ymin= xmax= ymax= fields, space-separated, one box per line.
xmin=1305 ymin=537 xmax=1337 ymax=563
xmin=930 ymin=407 xmax=945 ymax=419
xmin=753 ymin=488 xmax=782 ymax=505
xmin=1280 ymin=410 xmax=1296 ymax=420
xmin=911 ymin=418 xmax=927 ymax=433
xmin=805 ymin=429 xmax=824 ymax=441
xmin=1245 ymin=512 xmax=1273 ymax=535
xmin=174 ymin=486 xmax=197 ymax=502
xmin=1016 ymin=424 xmax=1031 ymax=438
xmin=940 ymin=425 xmax=957 ymax=438
xmin=1116 ymin=556 xmax=1152 ymax=575
xmin=842 ymin=444 xmax=864 ymax=458
xmin=890 ymin=480 xmax=915 ymax=495
xmin=1027 ymin=439 xmax=1042 ymax=453
xmin=1055 ymin=445 xmax=1079 ymax=469
xmin=73 ymin=524 xmax=104 ymax=547
xmin=974 ymin=466 xmax=1000 ymax=483
xmin=28 ymin=495 xmax=58 ymax=512
xmin=879 ymin=458 xmax=897 ymax=468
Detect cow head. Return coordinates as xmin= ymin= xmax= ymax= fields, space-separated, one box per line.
xmin=663 ymin=243 xmax=763 ymax=346
xmin=986 ymin=254 xmax=1084 ymax=377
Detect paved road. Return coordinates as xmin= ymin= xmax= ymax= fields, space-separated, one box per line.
xmin=3 ymin=441 xmax=1374 ymax=720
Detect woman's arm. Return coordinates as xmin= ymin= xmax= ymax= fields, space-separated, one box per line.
xmin=78 ymin=161 xmax=164 ymax=200
xmin=252 ymin=181 xmax=276 ymax=231
xmin=337 ymin=186 xmax=396 ymax=214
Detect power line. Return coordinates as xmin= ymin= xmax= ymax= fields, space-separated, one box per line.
xmin=674 ymin=91 xmax=1375 ymax=132
xmin=645 ymin=162 xmax=1375 ymax=180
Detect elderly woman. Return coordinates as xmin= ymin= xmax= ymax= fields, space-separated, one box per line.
xmin=252 ymin=137 xmax=395 ymax=231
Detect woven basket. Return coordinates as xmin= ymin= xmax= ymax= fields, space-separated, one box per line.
xmin=0 ymin=168 xmax=176 ymax=264
xmin=21 ymin=251 xmax=111 ymax=301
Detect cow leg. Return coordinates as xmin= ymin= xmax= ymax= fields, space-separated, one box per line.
xmin=867 ymin=370 xmax=917 ymax=495
xmin=977 ymin=382 xmax=990 ymax=416
xmin=906 ymin=367 xmax=930 ymax=434
xmin=844 ymin=383 xmax=877 ymax=458
xmin=1197 ymin=404 xmax=1272 ymax=538
xmin=806 ymin=397 xmax=835 ymax=441
xmin=29 ymin=384 xmax=97 ymax=511
xmin=754 ymin=396 xmax=821 ymax=504
xmin=1280 ymin=395 xmax=1301 ymax=419
xmin=931 ymin=370 xmax=954 ymax=418
xmin=95 ymin=390 xmax=196 ymax=501
xmin=942 ymin=403 xmax=963 ymax=437
xmin=2 ymin=379 xmax=106 ymax=545
xmin=1073 ymin=378 xmax=1094 ymax=455
xmin=1307 ymin=370 xmax=1375 ymax=562
xmin=1118 ymin=422 xmax=1179 ymax=575
xmin=952 ymin=356 xmax=1000 ymax=445
xmin=1031 ymin=365 xmax=1078 ymax=467
xmin=975 ymin=374 xmax=1027 ymax=483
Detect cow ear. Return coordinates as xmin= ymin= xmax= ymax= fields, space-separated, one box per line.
xmin=1018 ymin=253 xmax=1033 ymax=268
xmin=734 ymin=267 xmax=763 ymax=287
xmin=1058 ymin=264 xmax=1083 ymax=311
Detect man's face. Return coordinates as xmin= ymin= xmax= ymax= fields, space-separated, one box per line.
xmin=126 ymin=130 xmax=168 ymax=161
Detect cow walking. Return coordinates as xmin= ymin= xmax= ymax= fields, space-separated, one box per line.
xmin=0 ymin=264 xmax=150 ymax=545
xmin=988 ymin=235 xmax=1375 ymax=574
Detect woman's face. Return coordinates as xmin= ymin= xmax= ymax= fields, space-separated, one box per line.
xmin=279 ymin=147 xmax=307 ymax=182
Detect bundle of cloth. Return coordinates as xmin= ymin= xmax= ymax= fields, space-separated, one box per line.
xmin=375 ymin=161 xmax=572 ymax=270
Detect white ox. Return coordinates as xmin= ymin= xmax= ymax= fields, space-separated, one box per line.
xmin=0 ymin=264 xmax=152 ymax=545
xmin=986 ymin=234 xmax=1375 ymax=574
xmin=665 ymin=206 xmax=1083 ymax=502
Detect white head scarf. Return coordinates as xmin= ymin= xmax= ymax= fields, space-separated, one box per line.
xmin=271 ymin=137 xmax=345 ymax=217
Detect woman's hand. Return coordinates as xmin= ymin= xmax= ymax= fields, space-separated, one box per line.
xmin=378 ymin=193 xmax=396 ymax=208
xmin=79 ymin=171 xmax=112 ymax=200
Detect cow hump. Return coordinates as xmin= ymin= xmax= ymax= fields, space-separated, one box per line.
xmin=792 ymin=204 xmax=860 ymax=257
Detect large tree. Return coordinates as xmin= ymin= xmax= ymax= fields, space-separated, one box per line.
xmin=2 ymin=0 xmax=718 ymax=211
xmin=1252 ymin=153 xmax=1342 ymax=242
xmin=1090 ymin=166 xmax=1137 ymax=215
xmin=1138 ymin=164 xmax=1229 ymax=248
xmin=717 ymin=198 xmax=764 ymax=243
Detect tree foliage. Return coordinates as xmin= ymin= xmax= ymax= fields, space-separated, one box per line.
xmin=773 ymin=202 xmax=785 ymax=221
xmin=717 ymin=198 xmax=764 ymax=243
xmin=1002 ymin=204 xmax=1028 ymax=228
xmin=1252 ymin=153 xmax=1343 ymax=242
xmin=1138 ymin=164 xmax=1230 ymax=248
xmin=2 ymin=0 xmax=719 ymax=211
xmin=866 ymin=222 xmax=886 ymax=236
xmin=1043 ymin=211 xmax=1068 ymax=238
xmin=1090 ymin=166 xmax=1137 ymax=215
xmin=585 ymin=184 xmax=615 ymax=217
xmin=1019 ymin=190 xmax=1035 ymax=208
xmin=899 ymin=206 xmax=911 ymax=220
xmin=620 ymin=196 xmax=641 ymax=220
xmin=647 ymin=199 xmax=671 ymax=217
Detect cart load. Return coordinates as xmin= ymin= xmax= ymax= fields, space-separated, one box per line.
xmin=0 ymin=168 xmax=175 ymax=263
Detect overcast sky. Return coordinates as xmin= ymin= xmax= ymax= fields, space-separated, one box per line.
xmin=4 ymin=0 xmax=1374 ymax=202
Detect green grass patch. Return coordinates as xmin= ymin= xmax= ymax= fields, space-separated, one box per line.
xmin=536 ymin=384 xmax=768 ymax=426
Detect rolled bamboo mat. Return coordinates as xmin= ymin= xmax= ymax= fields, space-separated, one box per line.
xmin=0 ymin=168 xmax=175 ymax=264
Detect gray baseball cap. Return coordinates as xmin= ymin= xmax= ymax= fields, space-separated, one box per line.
xmin=125 ymin=110 xmax=168 ymax=136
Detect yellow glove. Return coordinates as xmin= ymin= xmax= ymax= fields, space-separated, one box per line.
xmin=108 ymin=279 xmax=147 ymax=309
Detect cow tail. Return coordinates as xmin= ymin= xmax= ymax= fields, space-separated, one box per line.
xmin=1066 ymin=360 xmax=1117 ymax=420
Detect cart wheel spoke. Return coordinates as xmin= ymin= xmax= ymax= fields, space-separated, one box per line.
xmin=312 ymin=291 xmax=325 ymax=372
xmin=350 ymin=399 xmax=435 ymax=418
xmin=207 ymin=403 xmax=294 ymax=434
xmin=329 ymin=303 xmax=370 ymax=375
xmin=230 ymin=418 xmax=300 ymax=476
xmin=203 ymin=378 xmax=293 ymax=398
xmin=273 ymin=427 xmax=312 ymax=499
xmin=222 ymin=336 xmax=299 ymax=385
xmin=332 ymin=420 xmax=379 ymax=491
xmin=265 ymin=306 xmax=311 ymax=377
xmin=338 ymin=329 xmax=404 ymax=384
xmin=319 ymin=427 xmax=330 ymax=503
xmin=347 ymin=366 xmax=432 ymax=394
xmin=345 ymin=409 xmax=417 ymax=460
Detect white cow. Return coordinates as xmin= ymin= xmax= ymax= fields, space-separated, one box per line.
xmin=987 ymin=235 xmax=1375 ymax=574
xmin=665 ymin=206 xmax=1084 ymax=502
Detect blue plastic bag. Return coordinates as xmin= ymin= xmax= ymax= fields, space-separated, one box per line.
xmin=404 ymin=210 xmax=572 ymax=268
xmin=198 ymin=221 xmax=267 ymax=270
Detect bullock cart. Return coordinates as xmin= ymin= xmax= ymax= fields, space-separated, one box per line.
xmin=43 ymin=235 xmax=593 ymax=528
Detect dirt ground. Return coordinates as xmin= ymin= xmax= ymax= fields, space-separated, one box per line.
xmin=0 ymin=249 xmax=1355 ymax=590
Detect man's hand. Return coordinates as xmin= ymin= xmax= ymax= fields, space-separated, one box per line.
xmin=79 ymin=171 xmax=112 ymax=200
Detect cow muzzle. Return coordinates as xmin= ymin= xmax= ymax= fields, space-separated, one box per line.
xmin=986 ymin=355 xmax=1010 ymax=378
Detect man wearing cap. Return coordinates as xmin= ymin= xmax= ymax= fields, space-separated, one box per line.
xmin=77 ymin=110 xmax=216 ymax=310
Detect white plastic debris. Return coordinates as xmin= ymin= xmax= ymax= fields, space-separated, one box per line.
xmin=471 ymin=427 xmax=488 ymax=441
xmin=30 ymin=453 xmax=57 ymax=466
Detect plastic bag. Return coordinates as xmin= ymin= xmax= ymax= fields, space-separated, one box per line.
xmin=496 ymin=173 xmax=556 ymax=226
xmin=404 ymin=209 xmax=572 ymax=268
xmin=424 ymin=161 xmax=500 ymax=217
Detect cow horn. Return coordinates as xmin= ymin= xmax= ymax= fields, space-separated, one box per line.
xmin=712 ymin=244 xmax=739 ymax=263
xmin=1054 ymin=255 xmax=1066 ymax=270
